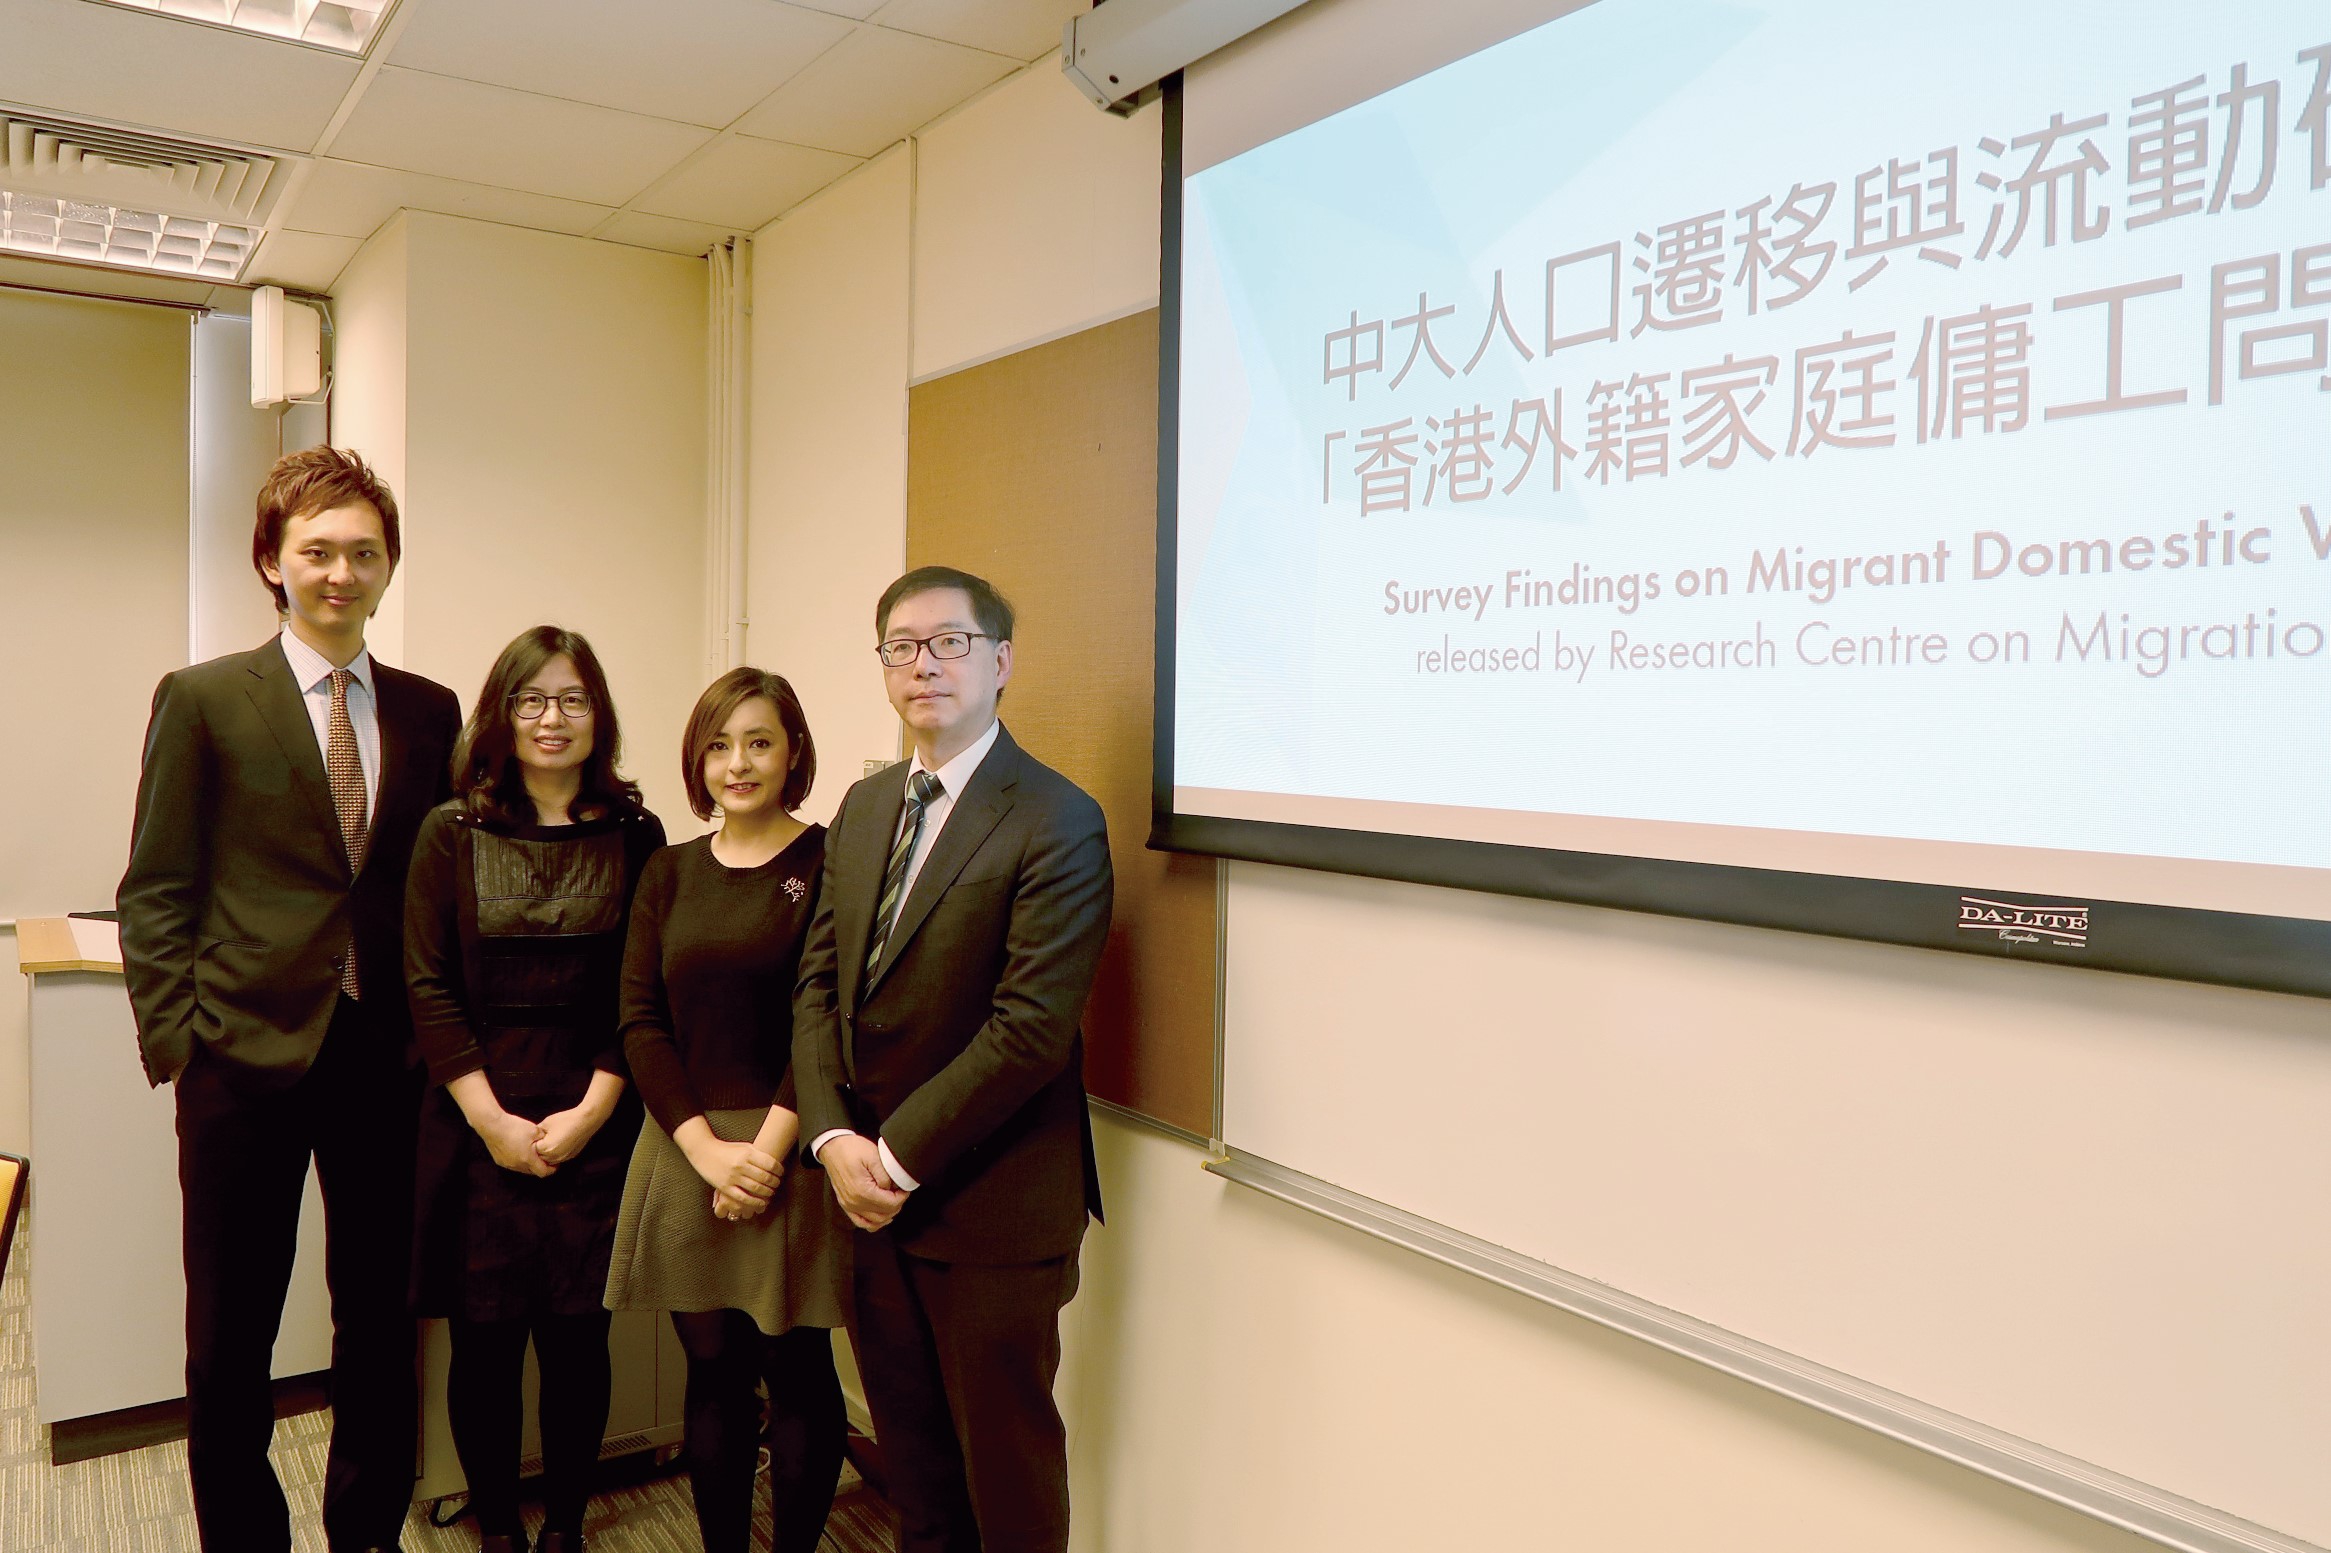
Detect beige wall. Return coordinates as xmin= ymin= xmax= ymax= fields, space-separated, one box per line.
xmin=331 ymin=214 xmax=411 ymax=668
xmin=740 ymin=52 xmax=1160 ymax=803
xmin=909 ymin=66 xmax=1161 ymax=381
xmin=189 ymin=313 xmax=295 ymax=663
xmin=746 ymin=148 xmax=914 ymax=819
xmin=333 ymin=212 xmax=710 ymax=832
xmin=1068 ymin=1113 xmax=2160 ymax=1553
xmin=735 ymin=57 xmax=2258 ymax=1553
xmin=1225 ymin=866 xmax=2331 ymax=1538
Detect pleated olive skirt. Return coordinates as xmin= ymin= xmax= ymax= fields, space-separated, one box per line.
xmin=604 ymin=1107 xmax=849 ymax=1336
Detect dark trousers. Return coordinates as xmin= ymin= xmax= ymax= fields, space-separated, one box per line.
xmin=670 ymin=1310 xmax=846 ymax=1553
xmin=849 ymin=1234 xmax=1080 ymax=1553
xmin=175 ymin=997 xmax=420 ymax=1553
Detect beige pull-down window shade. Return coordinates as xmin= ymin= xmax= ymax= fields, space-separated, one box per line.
xmin=0 ymin=287 xmax=191 ymax=919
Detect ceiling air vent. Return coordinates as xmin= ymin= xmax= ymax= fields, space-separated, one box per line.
xmin=0 ymin=111 xmax=294 ymax=280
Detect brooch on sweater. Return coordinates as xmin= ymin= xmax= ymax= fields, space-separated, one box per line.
xmin=783 ymin=877 xmax=807 ymax=901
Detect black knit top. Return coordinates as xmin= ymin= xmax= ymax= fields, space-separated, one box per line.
xmin=618 ymin=825 xmax=827 ymax=1137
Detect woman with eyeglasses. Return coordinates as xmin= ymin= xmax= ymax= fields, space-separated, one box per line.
xmin=404 ymin=626 xmax=665 ymax=1553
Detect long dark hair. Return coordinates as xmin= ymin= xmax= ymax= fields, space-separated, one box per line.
xmin=453 ymin=625 xmax=642 ymax=825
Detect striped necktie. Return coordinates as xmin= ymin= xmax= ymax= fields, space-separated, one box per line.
xmin=865 ymin=769 xmax=943 ymax=983
xmin=326 ymin=668 xmax=369 ymax=998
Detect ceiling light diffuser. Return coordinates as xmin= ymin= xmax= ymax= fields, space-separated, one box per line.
xmin=88 ymin=0 xmax=396 ymax=55
xmin=0 ymin=189 xmax=253 ymax=279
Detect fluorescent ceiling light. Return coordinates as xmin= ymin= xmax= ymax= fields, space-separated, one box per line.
xmin=88 ymin=0 xmax=395 ymax=55
xmin=0 ymin=190 xmax=252 ymax=279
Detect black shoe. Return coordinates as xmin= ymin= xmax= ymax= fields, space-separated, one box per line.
xmin=535 ymin=1534 xmax=581 ymax=1553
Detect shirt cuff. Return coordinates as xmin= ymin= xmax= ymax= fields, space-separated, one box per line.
xmin=809 ymin=1128 xmax=856 ymax=1164
xmin=877 ymin=1137 xmax=921 ymax=1192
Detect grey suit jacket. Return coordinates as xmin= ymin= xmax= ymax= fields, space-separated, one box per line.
xmin=791 ymin=723 xmax=1112 ymax=1263
xmin=117 ymin=636 xmax=461 ymax=1087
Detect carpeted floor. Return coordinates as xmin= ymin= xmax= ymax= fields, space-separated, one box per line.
xmin=0 ymin=1209 xmax=897 ymax=1553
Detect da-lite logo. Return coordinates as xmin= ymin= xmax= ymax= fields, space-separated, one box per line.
xmin=1958 ymin=895 xmax=2090 ymax=948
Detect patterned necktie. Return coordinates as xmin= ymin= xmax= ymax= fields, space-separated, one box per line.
xmin=864 ymin=770 xmax=943 ymax=983
xmin=327 ymin=668 xmax=369 ymax=998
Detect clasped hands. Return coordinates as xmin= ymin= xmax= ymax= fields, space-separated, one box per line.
xmin=673 ymin=1112 xmax=798 ymax=1222
xmin=817 ymin=1133 xmax=909 ymax=1232
xmin=472 ymin=1102 xmax=604 ymax=1178
xmin=453 ymin=1069 xmax=618 ymax=1180
xmin=693 ymin=1135 xmax=785 ymax=1221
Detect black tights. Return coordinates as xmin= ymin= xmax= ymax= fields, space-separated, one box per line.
xmin=446 ymin=1311 xmax=613 ymax=1541
xmin=670 ymin=1310 xmax=845 ymax=1553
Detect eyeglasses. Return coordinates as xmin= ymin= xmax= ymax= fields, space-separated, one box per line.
xmin=511 ymin=690 xmax=593 ymax=720
xmin=876 ymin=631 xmax=995 ymax=668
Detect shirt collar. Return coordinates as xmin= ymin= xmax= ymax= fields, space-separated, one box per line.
xmin=279 ymin=627 xmax=375 ymax=696
xmin=910 ymin=718 xmax=1002 ymax=800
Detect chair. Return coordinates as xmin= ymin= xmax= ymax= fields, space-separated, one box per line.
xmin=0 ymin=1152 xmax=25 ymax=1285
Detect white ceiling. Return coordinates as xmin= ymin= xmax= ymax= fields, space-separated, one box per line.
xmin=0 ymin=0 xmax=1089 ymax=300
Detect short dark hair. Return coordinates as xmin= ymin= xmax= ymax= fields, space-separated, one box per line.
xmin=876 ymin=565 xmax=1015 ymax=644
xmin=453 ymin=626 xmax=642 ymax=825
xmin=680 ymin=667 xmax=817 ymax=821
xmin=251 ymin=447 xmax=401 ymax=611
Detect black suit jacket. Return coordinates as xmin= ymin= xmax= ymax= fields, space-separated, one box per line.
xmin=792 ymin=724 xmax=1112 ymax=1264
xmin=117 ymin=636 xmax=461 ymax=1087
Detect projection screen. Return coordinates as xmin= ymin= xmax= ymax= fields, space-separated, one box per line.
xmin=1159 ymin=0 xmax=2331 ymax=992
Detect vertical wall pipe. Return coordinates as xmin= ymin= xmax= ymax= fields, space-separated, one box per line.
xmin=726 ymin=239 xmax=751 ymax=670
xmin=704 ymin=240 xmax=753 ymax=675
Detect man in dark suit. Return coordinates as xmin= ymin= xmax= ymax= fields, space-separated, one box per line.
xmin=794 ymin=565 xmax=1112 ymax=1553
xmin=118 ymin=447 xmax=461 ymax=1553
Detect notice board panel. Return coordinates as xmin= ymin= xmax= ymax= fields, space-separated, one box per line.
xmin=906 ymin=309 xmax=1217 ymax=1138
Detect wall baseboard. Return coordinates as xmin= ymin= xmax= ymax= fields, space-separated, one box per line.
xmin=48 ymin=1371 xmax=329 ymax=1466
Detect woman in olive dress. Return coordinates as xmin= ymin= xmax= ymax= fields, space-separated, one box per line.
xmin=605 ymin=667 xmax=847 ymax=1553
xmin=406 ymin=626 xmax=664 ymax=1553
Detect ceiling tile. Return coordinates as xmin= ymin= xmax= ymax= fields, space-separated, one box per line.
xmin=245 ymin=228 xmax=363 ymax=292
xmin=278 ymin=158 xmax=615 ymax=241
xmin=632 ymin=135 xmax=861 ymax=229
xmin=781 ymin=0 xmax=890 ymax=19
xmin=869 ymin=0 xmax=1082 ymax=62
xmin=328 ymin=66 xmax=713 ymax=207
xmin=593 ymin=209 xmax=734 ymax=258
xmin=736 ymin=25 xmax=1017 ymax=158
xmin=0 ymin=0 xmax=360 ymax=153
xmin=388 ymin=0 xmax=853 ymax=129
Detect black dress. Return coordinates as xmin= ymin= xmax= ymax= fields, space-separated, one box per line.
xmin=405 ymin=801 xmax=665 ymax=1320
xmin=605 ymin=826 xmax=848 ymax=1335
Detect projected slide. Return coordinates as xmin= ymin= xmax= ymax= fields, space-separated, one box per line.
xmin=1173 ymin=0 xmax=2331 ymax=919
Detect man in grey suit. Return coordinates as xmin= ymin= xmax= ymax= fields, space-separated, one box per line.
xmin=793 ymin=565 xmax=1111 ymax=1553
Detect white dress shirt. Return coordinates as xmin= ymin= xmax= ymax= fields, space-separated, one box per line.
xmin=812 ymin=718 xmax=1004 ymax=1191
xmin=278 ymin=627 xmax=381 ymax=820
